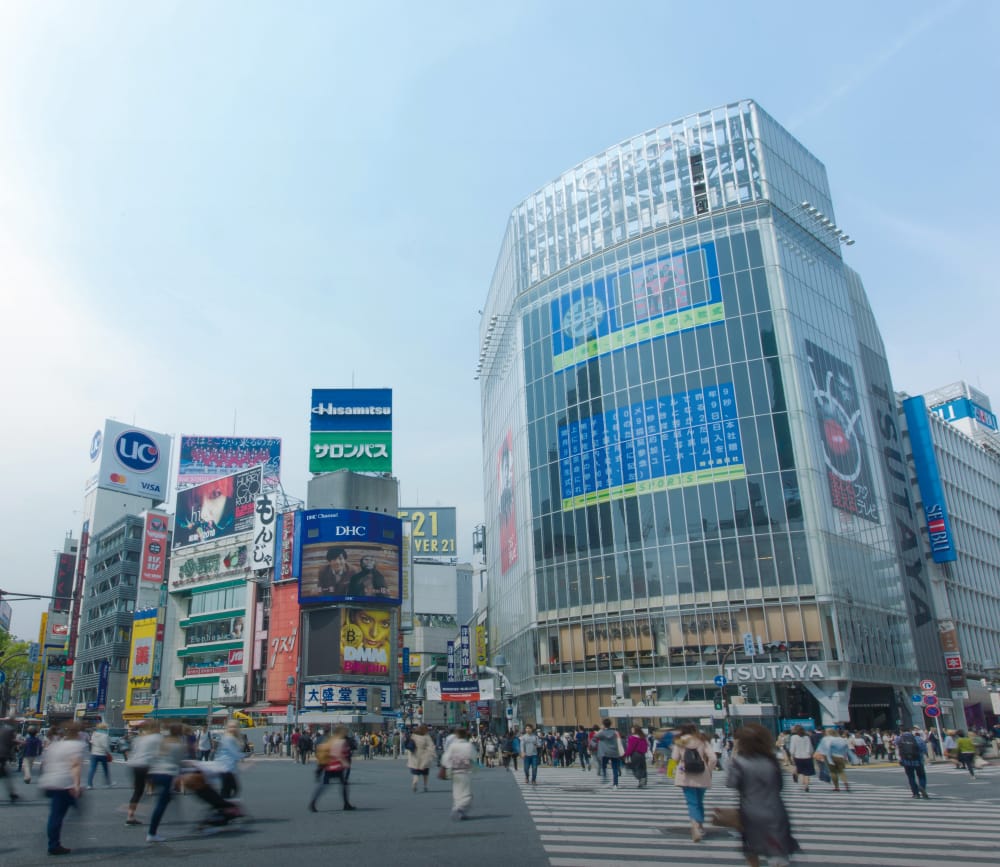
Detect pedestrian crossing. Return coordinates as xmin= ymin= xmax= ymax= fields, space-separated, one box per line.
xmin=514 ymin=765 xmax=1000 ymax=867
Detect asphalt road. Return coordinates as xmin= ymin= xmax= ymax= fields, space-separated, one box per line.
xmin=0 ymin=755 xmax=550 ymax=866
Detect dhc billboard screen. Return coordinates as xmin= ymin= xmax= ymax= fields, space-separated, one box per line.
xmin=294 ymin=509 xmax=403 ymax=606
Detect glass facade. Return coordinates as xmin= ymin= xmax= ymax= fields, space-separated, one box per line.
xmin=481 ymin=101 xmax=946 ymax=730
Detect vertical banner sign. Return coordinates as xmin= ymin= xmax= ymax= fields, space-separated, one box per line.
xmin=252 ymin=488 xmax=277 ymax=570
xmin=140 ymin=512 xmax=170 ymax=584
xmin=278 ymin=511 xmax=297 ymax=582
xmin=460 ymin=625 xmax=471 ymax=674
xmin=499 ymin=430 xmax=518 ymax=574
xmin=475 ymin=625 xmax=487 ymax=666
xmin=447 ymin=641 xmax=456 ymax=681
xmin=402 ymin=647 xmax=410 ymax=676
xmin=97 ymin=659 xmax=110 ymax=708
xmin=902 ymin=396 xmax=958 ymax=563
xmin=51 ymin=553 xmax=74 ymax=613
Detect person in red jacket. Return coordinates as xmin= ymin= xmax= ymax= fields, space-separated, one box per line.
xmin=623 ymin=725 xmax=649 ymax=788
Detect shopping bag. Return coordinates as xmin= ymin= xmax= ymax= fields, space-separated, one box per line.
xmin=711 ymin=807 xmax=742 ymax=830
xmin=818 ymin=761 xmax=831 ymax=783
xmin=665 ymin=757 xmax=677 ymax=779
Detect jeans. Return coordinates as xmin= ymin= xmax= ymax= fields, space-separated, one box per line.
xmin=578 ymin=749 xmax=590 ymax=770
xmin=682 ymin=786 xmax=706 ymax=824
xmin=46 ymin=789 xmax=76 ymax=851
xmin=523 ymin=754 xmax=538 ymax=782
xmin=87 ymin=754 xmax=110 ymax=787
xmin=959 ymin=752 xmax=976 ymax=776
xmin=601 ymin=756 xmax=621 ymax=785
xmin=903 ymin=763 xmax=927 ymax=795
xmin=148 ymin=773 xmax=174 ymax=835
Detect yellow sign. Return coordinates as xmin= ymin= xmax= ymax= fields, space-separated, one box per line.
xmin=475 ymin=625 xmax=487 ymax=666
xmin=125 ymin=614 xmax=157 ymax=716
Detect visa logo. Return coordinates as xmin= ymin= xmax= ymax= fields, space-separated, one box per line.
xmin=140 ymin=481 xmax=162 ymax=493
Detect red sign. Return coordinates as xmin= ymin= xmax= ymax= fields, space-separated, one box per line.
xmin=945 ymin=654 xmax=963 ymax=670
xmin=265 ymin=582 xmax=300 ymax=703
xmin=228 ymin=649 xmax=244 ymax=666
xmin=279 ymin=511 xmax=297 ymax=582
xmin=140 ymin=511 xmax=170 ymax=585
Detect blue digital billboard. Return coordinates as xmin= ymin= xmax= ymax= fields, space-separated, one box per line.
xmin=294 ymin=509 xmax=403 ymax=605
xmin=903 ymin=396 xmax=957 ymax=563
xmin=310 ymin=388 xmax=393 ymax=432
xmin=549 ymin=241 xmax=723 ymax=372
xmin=557 ymin=381 xmax=745 ymax=511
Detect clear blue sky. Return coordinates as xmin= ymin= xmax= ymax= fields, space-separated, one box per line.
xmin=1 ymin=0 xmax=997 ymax=638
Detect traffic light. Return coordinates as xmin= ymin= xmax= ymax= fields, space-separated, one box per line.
xmin=714 ymin=694 xmax=724 ymax=711
xmin=764 ymin=641 xmax=787 ymax=653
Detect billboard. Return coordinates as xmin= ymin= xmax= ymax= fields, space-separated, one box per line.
xmin=302 ymin=606 xmax=393 ymax=678
xmin=498 ymin=431 xmax=517 ymax=575
xmin=932 ymin=397 xmax=998 ymax=432
xmin=265 ymin=582 xmax=301 ymax=703
xmin=277 ymin=510 xmax=298 ymax=583
xmin=91 ymin=420 xmax=172 ymax=502
xmin=251 ymin=490 xmax=278 ymax=571
xmin=51 ymin=553 xmax=75 ymax=613
xmin=174 ymin=465 xmax=262 ymax=550
xmin=294 ymin=509 xmax=403 ymax=605
xmin=309 ymin=388 xmax=393 ymax=474
xmin=0 ymin=600 xmax=10 ymax=632
xmin=806 ymin=340 xmax=880 ymax=524
xmin=178 ymin=436 xmax=282 ymax=489
xmin=557 ymin=381 xmax=746 ymax=512
xmin=903 ymin=396 xmax=957 ymax=563
xmin=140 ymin=511 xmax=170 ymax=584
xmin=125 ymin=610 xmax=157 ymax=715
xmin=398 ymin=507 xmax=457 ymax=558
xmin=549 ymin=241 xmax=724 ymax=372
xmin=302 ymin=683 xmax=390 ymax=711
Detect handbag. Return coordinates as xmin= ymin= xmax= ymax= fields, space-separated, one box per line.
xmin=711 ymin=807 xmax=742 ymax=831
xmin=665 ymin=757 xmax=678 ymax=779
xmin=437 ymin=766 xmax=448 ymax=780
xmin=106 ymin=752 xmax=113 ymax=763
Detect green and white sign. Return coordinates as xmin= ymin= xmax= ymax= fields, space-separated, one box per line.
xmin=310 ymin=431 xmax=392 ymax=474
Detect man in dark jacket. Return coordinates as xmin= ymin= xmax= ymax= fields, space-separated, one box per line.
xmin=0 ymin=719 xmax=21 ymax=801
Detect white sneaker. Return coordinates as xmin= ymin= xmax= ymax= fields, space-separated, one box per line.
xmin=146 ymin=834 xmax=166 ymax=843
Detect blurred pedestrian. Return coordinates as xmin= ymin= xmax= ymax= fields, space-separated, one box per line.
xmin=594 ymin=718 xmax=624 ymax=789
xmin=309 ymin=725 xmax=355 ymax=812
xmin=0 ymin=718 xmax=22 ymax=802
xmin=623 ymin=725 xmax=649 ymax=788
xmin=670 ymin=723 xmax=716 ymax=842
xmin=125 ymin=720 xmax=160 ymax=826
xmin=406 ymin=724 xmax=436 ymax=793
xmin=787 ymin=725 xmax=814 ymax=793
xmin=441 ymin=727 xmax=475 ymax=820
xmin=38 ymin=722 xmax=85 ymax=855
xmin=146 ymin=723 xmax=187 ymax=843
xmin=86 ymin=723 xmax=113 ymax=789
xmin=896 ymin=728 xmax=929 ymax=799
xmin=21 ymin=727 xmax=43 ymax=784
xmin=726 ymin=723 xmax=800 ymax=867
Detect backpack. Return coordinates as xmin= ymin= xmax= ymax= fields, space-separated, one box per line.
xmin=315 ymin=737 xmax=332 ymax=766
xmin=682 ymin=745 xmax=705 ymax=774
xmin=897 ymin=733 xmax=920 ymax=761
xmin=405 ymin=736 xmax=416 ymax=753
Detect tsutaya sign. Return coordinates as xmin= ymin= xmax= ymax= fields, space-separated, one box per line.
xmin=724 ymin=662 xmax=827 ymax=682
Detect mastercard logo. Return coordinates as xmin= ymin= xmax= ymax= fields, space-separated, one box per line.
xmin=110 ymin=473 xmax=127 ymax=483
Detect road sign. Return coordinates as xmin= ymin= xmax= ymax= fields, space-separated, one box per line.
xmin=939 ymin=699 xmax=954 ymax=708
xmin=919 ymin=679 xmax=936 ymax=692
xmin=922 ymin=695 xmax=939 ymax=707
xmin=0 ymin=670 xmax=5 ymax=685
xmin=714 ymin=675 xmax=728 ymax=688
xmin=910 ymin=694 xmax=922 ymax=704
xmin=925 ymin=705 xmax=941 ymax=717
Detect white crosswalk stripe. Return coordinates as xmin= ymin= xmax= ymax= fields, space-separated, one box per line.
xmin=513 ymin=766 xmax=1000 ymax=867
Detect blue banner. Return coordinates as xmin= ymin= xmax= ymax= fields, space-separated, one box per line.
xmin=447 ymin=641 xmax=456 ymax=681
xmin=903 ymin=396 xmax=957 ymax=563
xmin=310 ymin=388 xmax=393 ymax=432
xmin=96 ymin=659 xmax=110 ymax=709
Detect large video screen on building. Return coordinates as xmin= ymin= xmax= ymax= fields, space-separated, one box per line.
xmin=302 ymin=606 xmax=392 ymax=678
xmin=178 ymin=436 xmax=282 ymax=489
xmin=550 ymin=241 xmax=723 ymax=372
xmin=294 ymin=509 xmax=403 ymax=605
xmin=174 ymin=466 xmax=262 ymax=550
xmin=557 ymin=381 xmax=746 ymax=511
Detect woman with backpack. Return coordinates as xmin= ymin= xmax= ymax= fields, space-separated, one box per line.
xmin=623 ymin=725 xmax=649 ymax=788
xmin=406 ymin=724 xmax=436 ymax=792
xmin=309 ymin=725 xmax=355 ymax=812
xmin=670 ymin=723 xmax=717 ymax=842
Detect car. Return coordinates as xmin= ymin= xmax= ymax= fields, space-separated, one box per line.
xmin=108 ymin=727 xmax=129 ymax=753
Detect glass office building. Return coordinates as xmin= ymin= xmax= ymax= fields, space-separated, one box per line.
xmin=479 ymin=100 xmax=949 ymax=730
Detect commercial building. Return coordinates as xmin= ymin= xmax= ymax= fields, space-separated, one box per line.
xmin=901 ymin=386 xmax=1000 ymax=728
xmin=479 ymin=99 xmax=951 ymax=731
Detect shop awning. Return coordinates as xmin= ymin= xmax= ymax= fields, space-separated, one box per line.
xmin=148 ymin=706 xmax=228 ymax=719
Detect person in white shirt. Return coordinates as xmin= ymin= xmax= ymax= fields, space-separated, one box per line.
xmin=441 ymin=727 xmax=476 ymax=820
xmin=787 ymin=725 xmax=815 ymax=792
xmin=125 ymin=721 xmax=161 ymax=826
xmin=38 ymin=722 xmax=86 ymax=855
xmin=87 ymin=723 xmax=113 ymax=789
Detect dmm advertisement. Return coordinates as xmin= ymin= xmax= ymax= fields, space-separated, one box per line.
xmin=174 ymin=465 xmax=262 ymax=549
xmin=294 ymin=509 xmax=403 ymax=605
xmin=302 ymin=606 xmax=393 ymax=679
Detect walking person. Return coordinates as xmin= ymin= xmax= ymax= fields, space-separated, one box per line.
xmin=21 ymin=726 xmax=43 ymax=784
xmin=520 ymin=724 xmax=541 ymax=785
xmin=955 ymin=731 xmax=978 ymax=778
xmin=406 ymin=724 xmax=436 ymax=792
xmin=86 ymin=723 xmax=113 ymax=789
xmin=670 ymin=723 xmax=716 ymax=842
xmin=441 ymin=727 xmax=476 ymax=820
xmin=38 ymin=722 xmax=86 ymax=856
xmin=594 ymin=718 xmax=625 ymax=789
xmin=787 ymin=725 xmax=815 ymax=793
xmin=0 ymin=719 xmax=24 ymax=802
xmin=814 ymin=728 xmax=851 ymax=791
xmin=125 ymin=720 xmax=160 ymax=826
xmin=216 ymin=720 xmax=248 ymax=799
xmin=309 ymin=725 xmax=355 ymax=812
xmin=197 ymin=727 xmax=213 ymax=761
xmin=146 ymin=723 xmax=187 ymax=843
xmin=575 ymin=726 xmax=592 ymax=771
xmin=896 ymin=728 xmax=930 ymax=799
xmin=623 ymin=725 xmax=649 ymax=788
xmin=726 ymin=723 xmax=800 ymax=867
